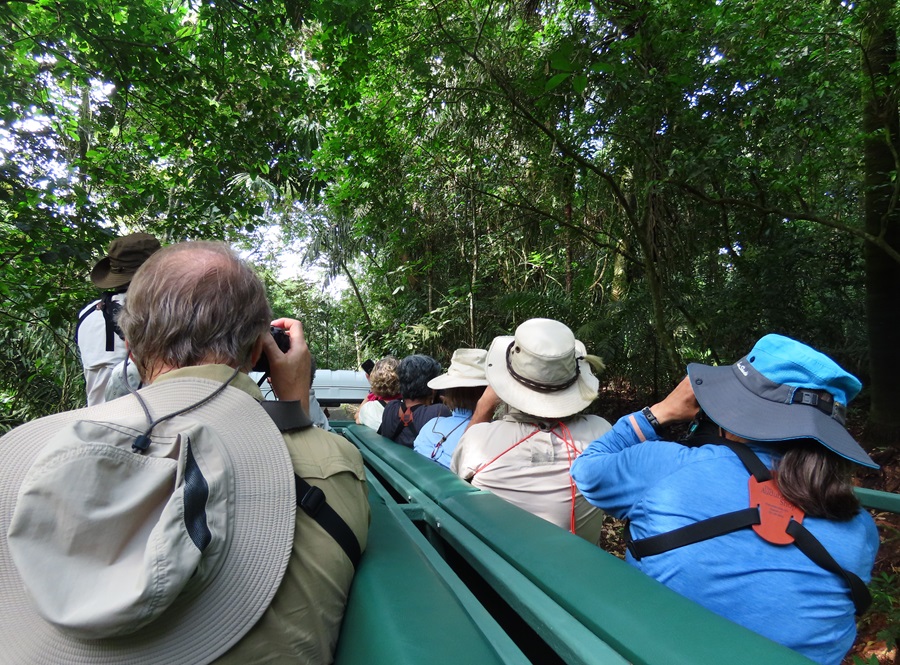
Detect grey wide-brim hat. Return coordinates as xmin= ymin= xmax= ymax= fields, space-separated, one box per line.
xmin=485 ymin=318 xmax=599 ymax=419
xmin=688 ymin=333 xmax=877 ymax=469
xmin=90 ymin=233 xmax=161 ymax=289
xmin=428 ymin=348 xmax=489 ymax=390
xmin=0 ymin=377 xmax=296 ymax=664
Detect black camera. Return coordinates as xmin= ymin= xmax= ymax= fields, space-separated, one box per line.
xmin=252 ymin=327 xmax=291 ymax=373
xmin=682 ymin=410 xmax=721 ymax=446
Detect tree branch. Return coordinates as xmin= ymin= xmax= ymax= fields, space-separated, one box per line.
xmin=671 ymin=180 xmax=900 ymax=263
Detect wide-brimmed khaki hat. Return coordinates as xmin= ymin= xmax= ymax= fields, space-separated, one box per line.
xmin=428 ymin=348 xmax=489 ymax=390
xmin=0 ymin=377 xmax=295 ymax=664
xmin=485 ymin=318 xmax=599 ymax=419
xmin=90 ymin=233 xmax=161 ymax=289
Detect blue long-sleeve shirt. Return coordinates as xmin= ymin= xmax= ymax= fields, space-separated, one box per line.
xmin=570 ymin=411 xmax=878 ymax=665
xmin=413 ymin=408 xmax=473 ymax=469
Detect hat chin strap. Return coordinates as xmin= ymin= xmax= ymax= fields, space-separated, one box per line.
xmin=506 ymin=341 xmax=581 ymax=393
xmin=123 ymin=356 xmax=242 ymax=453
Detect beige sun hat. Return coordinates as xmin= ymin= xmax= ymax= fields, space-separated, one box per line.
xmin=428 ymin=348 xmax=489 ymax=390
xmin=485 ymin=318 xmax=600 ymax=419
xmin=0 ymin=377 xmax=295 ymax=664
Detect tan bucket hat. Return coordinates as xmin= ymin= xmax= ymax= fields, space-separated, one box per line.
xmin=90 ymin=233 xmax=161 ymax=289
xmin=428 ymin=348 xmax=489 ymax=390
xmin=485 ymin=318 xmax=599 ymax=419
xmin=0 ymin=377 xmax=295 ymax=664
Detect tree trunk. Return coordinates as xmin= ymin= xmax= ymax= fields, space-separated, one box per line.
xmin=565 ymin=201 xmax=573 ymax=295
xmin=339 ymin=257 xmax=373 ymax=329
xmin=469 ymin=194 xmax=477 ymax=347
xmin=862 ymin=1 xmax=900 ymax=444
xmin=635 ymin=195 xmax=681 ymax=379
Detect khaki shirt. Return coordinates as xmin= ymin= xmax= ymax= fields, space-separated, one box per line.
xmin=451 ymin=409 xmax=610 ymax=543
xmin=155 ymin=366 xmax=370 ymax=664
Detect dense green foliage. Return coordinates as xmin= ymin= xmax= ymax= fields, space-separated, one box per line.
xmin=2 ymin=0 xmax=899 ymax=444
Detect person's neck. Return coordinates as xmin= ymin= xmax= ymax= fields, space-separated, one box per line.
xmin=403 ymin=397 xmax=430 ymax=408
xmin=146 ymin=360 xmax=244 ymax=384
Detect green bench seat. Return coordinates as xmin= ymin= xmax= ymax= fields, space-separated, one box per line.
xmin=441 ymin=489 xmax=813 ymax=665
xmin=342 ymin=424 xmax=477 ymax=504
xmin=339 ymin=423 xmax=816 ymax=664
xmin=333 ymin=481 xmax=528 ymax=665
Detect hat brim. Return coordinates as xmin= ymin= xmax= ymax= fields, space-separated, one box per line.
xmin=90 ymin=258 xmax=136 ymax=289
xmin=688 ymin=363 xmax=878 ymax=469
xmin=485 ymin=335 xmax=599 ymax=419
xmin=0 ymin=378 xmax=296 ymax=664
xmin=428 ymin=375 xmax=488 ymax=390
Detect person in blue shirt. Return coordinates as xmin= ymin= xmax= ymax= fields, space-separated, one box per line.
xmin=414 ymin=349 xmax=488 ymax=468
xmin=571 ymin=334 xmax=879 ymax=665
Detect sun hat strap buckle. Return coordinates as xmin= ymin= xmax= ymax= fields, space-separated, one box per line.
xmin=790 ymin=388 xmax=846 ymax=425
xmin=505 ymin=341 xmax=581 ymax=393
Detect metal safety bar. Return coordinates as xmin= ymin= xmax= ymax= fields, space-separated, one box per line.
xmin=337 ymin=423 xmax=817 ymax=665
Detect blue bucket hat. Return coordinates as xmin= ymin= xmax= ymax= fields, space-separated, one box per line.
xmin=687 ymin=334 xmax=877 ymax=468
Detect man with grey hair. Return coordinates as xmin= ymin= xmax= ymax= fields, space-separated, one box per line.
xmin=0 ymin=241 xmax=369 ymax=664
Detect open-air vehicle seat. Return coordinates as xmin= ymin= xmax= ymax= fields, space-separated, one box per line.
xmin=330 ymin=424 xmax=900 ymax=664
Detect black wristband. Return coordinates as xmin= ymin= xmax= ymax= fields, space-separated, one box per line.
xmin=641 ymin=406 xmax=662 ymax=434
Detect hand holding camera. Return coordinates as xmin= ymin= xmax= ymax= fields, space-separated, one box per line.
xmin=649 ymin=376 xmax=700 ymax=427
xmin=261 ymin=318 xmax=311 ymax=412
xmin=252 ymin=327 xmax=291 ymax=374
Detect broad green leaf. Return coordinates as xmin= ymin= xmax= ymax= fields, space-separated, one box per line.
xmin=545 ymin=73 xmax=570 ymax=92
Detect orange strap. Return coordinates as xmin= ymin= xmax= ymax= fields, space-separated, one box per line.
xmin=399 ymin=405 xmax=415 ymax=427
xmin=473 ymin=427 xmax=543 ymax=475
xmin=474 ymin=422 xmax=582 ymax=535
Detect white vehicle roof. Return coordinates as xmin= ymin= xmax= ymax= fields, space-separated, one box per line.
xmin=251 ymin=369 xmax=371 ymax=406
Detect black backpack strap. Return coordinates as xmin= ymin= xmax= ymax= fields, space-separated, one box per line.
xmin=625 ymin=508 xmax=760 ymax=560
xmin=786 ymin=520 xmax=872 ymax=615
xmin=686 ymin=434 xmax=772 ymax=482
xmin=405 ymin=406 xmax=422 ymax=438
xmin=103 ymin=294 xmax=115 ymax=352
xmin=75 ymin=300 xmax=99 ymax=346
xmin=99 ymin=292 xmax=124 ymax=352
xmin=260 ymin=400 xmax=361 ymax=569
xmin=388 ymin=402 xmax=406 ymax=440
xmin=628 ymin=438 xmax=871 ymax=614
xmin=295 ymin=475 xmax=362 ymax=569
xmin=719 ymin=440 xmax=772 ymax=481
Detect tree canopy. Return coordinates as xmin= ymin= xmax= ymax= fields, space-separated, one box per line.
xmin=2 ymin=0 xmax=898 ymax=445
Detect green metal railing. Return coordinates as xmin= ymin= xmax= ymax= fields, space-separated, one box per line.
xmin=336 ymin=423 xmax=825 ymax=665
xmin=857 ymin=486 xmax=900 ymax=513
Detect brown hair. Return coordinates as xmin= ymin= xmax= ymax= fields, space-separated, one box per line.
xmin=441 ymin=386 xmax=486 ymax=412
xmin=774 ymin=440 xmax=860 ymax=521
xmin=369 ymin=356 xmax=400 ymax=397
xmin=118 ymin=241 xmax=272 ymax=377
